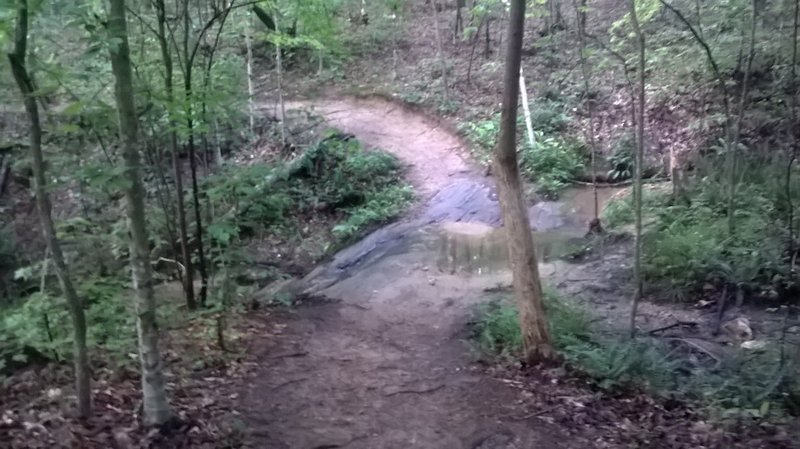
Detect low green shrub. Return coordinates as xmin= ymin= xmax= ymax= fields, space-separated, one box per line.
xmin=471 ymin=292 xmax=800 ymax=416
xmin=601 ymin=185 xmax=670 ymax=229
xmin=459 ymin=113 xmax=585 ymax=197
xmin=529 ymin=100 xmax=571 ymax=134
xmin=2 ymin=277 xmax=141 ymax=367
xmin=205 ymin=132 xmax=412 ymax=248
xmin=606 ymin=133 xmax=635 ymax=181
xmin=472 ymin=288 xmax=591 ymax=356
xmin=519 ymin=133 xmax=585 ymax=198
xmin=333 ymin=184 xmax=413 ymax=240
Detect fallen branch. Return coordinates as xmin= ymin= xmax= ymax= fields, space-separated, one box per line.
xmin=268 ymin=350 xmax=309 ymax=359
xmin=384 ymin=383 xmax=445 ymax=397
xmin=571 ymin=177 xmax=670 ymax=188
xmin=648 ymin=320 xmax=698 ymax=335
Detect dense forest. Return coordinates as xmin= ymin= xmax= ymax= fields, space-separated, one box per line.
xmin=1 ymin=0 xmax=799 ymax=447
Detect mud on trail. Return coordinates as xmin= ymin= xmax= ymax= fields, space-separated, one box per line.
xmin=238 ymin=98 xmax=793 ymax=449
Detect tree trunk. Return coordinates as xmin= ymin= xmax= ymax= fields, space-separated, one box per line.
xmin=519 ymin=68 xmax=536 ymax=149
xmin=8 ymin=0 xmax=91 ymax=418
xmin=786 ymin=0 xmax=799 ymax=251
xmin=245 ymin=13 xmax=255 ymax=134
xmin=107 ymin=0 xmax=172 ymax=426
xmin=492 ymin=0 xmax=554 ymax=364
xmin=454 ymin=0 xmax=465 ymax=43
xmin=275 ymin=15 xmax=287 ymax=147
xmin=182 ymin=0 xmax=209 ymax=307
xmin=155 ymin=0 xmax=195 ymax=310
xmin=466 ymin=15 xmax=486 ymax=84
xmin=727 ymin=0 xmax=758 ymax=235
xmin=573 ymin=0 xmax=599 ymax=223
xmin=431 ymin=0 xmax=449 ymax=102
xmin=628 ymin=0 xmax=646 ymax=337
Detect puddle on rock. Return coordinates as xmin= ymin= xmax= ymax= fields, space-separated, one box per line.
xmin=434 ymin=221 xmax=582 ymax=275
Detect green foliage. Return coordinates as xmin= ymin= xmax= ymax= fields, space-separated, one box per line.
xmin=644 ymin=179 xmax=786 ymax=299
xmin=601 ymin=185 xmax=669 ymax=229
xmin=333 ymin=185 xmax=413 ymax=239
xmin=606 ymin=133 xmax=635 ymax=181
xmin=2 ymin=277 xmax=133 ymax=365
xmin=520 ymin=133 xmax=585 ymax=198
xmin=205 ymin=133 xmax=412 ymax=248
xmin=472 ymin=288 xmax=592 ymax=356
xmin=529 ymin=100 xmax=571 ymax=134
xmin=459 ymin=111 xmax=585 ymax=197
xmin=471 ymin=292 xmax=800 ymax=414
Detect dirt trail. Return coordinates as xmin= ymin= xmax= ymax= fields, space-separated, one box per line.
xmin=281 ymin=97 xmax=477 ymax=199
xmin=240 ymin=98 xmax=585 ymax=448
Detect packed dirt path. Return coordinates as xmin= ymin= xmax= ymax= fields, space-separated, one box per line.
xmin=240 ymin=97 xmax=591 ymax=448
xmin=279 ymin=97 xmax=477 ymax=200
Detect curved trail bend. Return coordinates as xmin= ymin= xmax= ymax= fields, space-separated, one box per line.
xmin=242 ymin=97 xmax=594 ymax=449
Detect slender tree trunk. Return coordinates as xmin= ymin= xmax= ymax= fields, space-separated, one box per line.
xmin=492 ymin=0 xmax=554 ymax=364
xmin=727 ymin=0 xmax=758 ymax=235
xmin=8 ymin=0 xmax=91 ymax=417
xmin=454 ymin=0 xmax=465 ymax=43
xmin=275 ymin=15 xmax=287 ymax=147
xmin=519 ymin=68 xmax=536 ymax=149
xmin=485 ymin=16 xmax=491 ymax=58
xmin=786 ymin=0 xmax=799 ymax=251
xmin=182 ymin=0 xmax=209 ymax=307
xmin=107 ymin=0 xmax=172 ymax=426
xmin=155 ymin=0 xmax=195 ymax=310
xmin=466 ymin=15 xmax=486 ymax=84
xmin=573 ymin=0 xmax=599 ymax=222
xmin=431 ymin=0 xmax=449 ymax=102
xmin=628 ymin=0 xmax=646 ymax=337
xmin=245 ymin=13 xmax=255 ymax=134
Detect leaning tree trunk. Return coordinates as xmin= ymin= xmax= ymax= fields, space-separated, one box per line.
xmin=628 ymin=0 xmax=646 ymax=337
xmin=492 ymin=0 xmax=555 ymax=364
xmin=8 ymin=0 xmax=91 ymax=418
xmin=107 ymin=0 xmax=172 ymax=426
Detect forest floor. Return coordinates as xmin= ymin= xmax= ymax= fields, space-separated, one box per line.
xmin=235 ymin=96 xmax=796 ymax=449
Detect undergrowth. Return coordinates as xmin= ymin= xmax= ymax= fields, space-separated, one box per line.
xmin=458 ymin=100 xmax=585 ymax=198
xmin=602 ymin=158 xmax=797 ymax=303
xmin=471 ymin=291 xmax=800 ymax=419
xmin=1 ymin=132 xmax=413 ymax=375
xmin=205 ymin=131 xmax=413 ymax=247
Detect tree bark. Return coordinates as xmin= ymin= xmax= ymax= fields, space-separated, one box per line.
xmin=155 ymin=0 xmax=195 ymax=310
xmin=107 ymin=0 xmax=172 ymax=426
xmin=431 ymin=0 xmax=449 ymax=102
xmin=727 ymin=0 xmax=758 ymax=235
xmin=8 ymin=0 xmax=91 ymax=418
xmin=786 ymin=0 xmax=799 ymax=251
xmin=492 ymin=0 xmax=554 ymax=364
xmin=573 ymin=0 xmax=599 ymax=223
xmin=628 ymin=0 xmax=646 ymax=338
xmin=245 ymin=13 xmax=255 ymax=134
xmin=182 ymin=0 xmax=209 ymax=307
xmin=275 ymin=14 xmax=287 ymax=147
xmin=519 ymin=68 xmax=536 ymax=150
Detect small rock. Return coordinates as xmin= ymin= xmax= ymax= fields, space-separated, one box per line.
xmin=721 ymin=317 xmax=753 ymax=341
xmin=741 ymin=340 xmax=767 ymax=350
xmin=46 ymin=388 xmax=61 ymax=399
xmin=427 ymin=276 xmax=436 ymax=286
